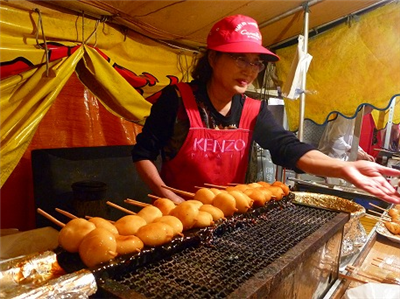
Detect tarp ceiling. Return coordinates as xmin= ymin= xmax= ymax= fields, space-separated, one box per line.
xmin=41 ymin=0 xmax=388 ymax=51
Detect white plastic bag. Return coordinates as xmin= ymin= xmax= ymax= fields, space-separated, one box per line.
xmin=281 ymin=35 xmax=313 ymax=100
xmin=344 ymin=283 xmax=400 ymax=299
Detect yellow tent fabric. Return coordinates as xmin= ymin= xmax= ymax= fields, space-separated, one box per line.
xmin=0 ymin=1 xmax=196 ymax=187
xmin=276 ymin=2 xmax=400 ymax=131
xmin=0 ymin=49 xmax=84 ymax=186
xmin=75 ymin=45 xmax=152 ymax=123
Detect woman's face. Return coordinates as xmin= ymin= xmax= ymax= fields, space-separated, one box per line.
xmin=208 ymin=51 xmax=262 ymax=95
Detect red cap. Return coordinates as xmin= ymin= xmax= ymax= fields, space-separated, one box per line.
xmin=207 ymin=15 xmax=280 ymax=62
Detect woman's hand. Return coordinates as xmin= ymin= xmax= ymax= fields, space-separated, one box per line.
xmin=135 ymin=160 xmax=186 ymax=204
xmin=340 ymin=160 xmax=400 ymax=204
xmin=357 ymin=149 xmax=375 ymax=162
xmin=297 ymin=150 xmax=400 ymax=204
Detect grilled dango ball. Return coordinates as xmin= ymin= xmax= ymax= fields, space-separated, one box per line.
xmin=388 ymin=208 xmax=400 ymax=218
xmin=186 ymin=200 xmax=203 ymax=209
xmin=58 ymin=218 xmax=96 ymax=253
xmin=193 ymin=211 xmax=214 ymax=228
xmin=137 ymin=205 xmax=163 ymax=224
xmin=209 ymin=188 xmax=226 ymax=195
xmin=199 ymin=204 xmax=225 ymax=221
xmin=256 ymin=181 xmax=271 ymax=188
xmin=212 ymin=193 xmax=238 ymax=216
xmin=79 ymin=228 xmax=118 ymax=268
xmin=268 ymin=186 xmax=285 ymax=200
xmin=193 ymin=188 xmax=215 ymax=204
xmin=115 ymin=215 xmax=147 ymax=235
xmin=271 ymin=181 xmax=290 ymax=196
xmin=243 ymin=188 xmax=268 ymax=207
xmin=115 ymin=235 xmax=144 ymax=255
xmin=170 ymin=201 xmax=199 ymax=231
xmin=226 ymin=184 xmax=249 ymax=192
xmin=384 ymin=221 xmax=400 ymax=235
xmin=135 ymin=222 xmax=174 ymax=247
xmin=248 ymin=182 xmax=263 ymax=189
xmin=228 ymin=190 xmax=253 ymax=213
xmin=153 ymin=198 xmax=176 ymax=216
xmin=88 ymin=217 xmax=118 ymax=234
xmin=153 ymin=215 xmax=184 ymax=237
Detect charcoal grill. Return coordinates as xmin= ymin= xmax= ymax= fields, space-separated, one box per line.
xmin=93 ymin=202 xmax=349 ymax=299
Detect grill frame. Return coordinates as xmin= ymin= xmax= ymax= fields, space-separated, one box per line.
xmin=94 ymin=202 xmax=349 ymax=299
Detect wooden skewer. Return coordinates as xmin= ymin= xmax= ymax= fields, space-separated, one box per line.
xmin=125 ymin=198 xmax=149 ymax=207
xmin=346 ymin=265 xmax=385 ymax=283
xmin=364 ymin=214 xmax=383 ymax=221
xmin=55 ymin=208 xmax=78 ymax=219
xmin=366 ymin=266 xmax=400 ymax=285
xmin=370 ymin=261 xmax=400 ymax=274
xmin=369 ymin=202 xmax=387 ymax=212
xmin=367 ymin=209 xmax=391 ymax=221
xmin=37 ymin=208 xmax=65 ymax=228
xmin=227 ymin=182 xmax=239 ymax=186
xmin=148 ymin=194 xmax=160 ymax=200
xmin=367 ymin=209 xmax=384 ymax=217
xmin=161 ymin=185 xmax=195 ymax=198
xmin=203 ymin=183 xmax=227 ymax=189
xmin=338 ymin=273 xmax=369 ymax=284
xmin=372 ymin=257 xmax=400 ymax=272
xmin=374 ymin=256 xmax=400 ymax=267
xmin=106 ymin=201 xmax=136 ymax=215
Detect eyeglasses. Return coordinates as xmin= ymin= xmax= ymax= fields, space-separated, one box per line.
xmin=227 ymin=54 xmax=265 ymax=73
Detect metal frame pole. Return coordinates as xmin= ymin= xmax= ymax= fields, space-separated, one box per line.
xmin=383 ymin=97 xmax=396 ymax=149
xmin=297 ymin=2 xmax=310 ymax=142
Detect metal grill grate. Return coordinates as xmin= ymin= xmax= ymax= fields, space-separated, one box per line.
xmin=110 ymin=204 xmax=339 ymax=299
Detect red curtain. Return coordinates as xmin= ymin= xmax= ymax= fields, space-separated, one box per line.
xmin=0 ymin=73 xmax=142 ymax=231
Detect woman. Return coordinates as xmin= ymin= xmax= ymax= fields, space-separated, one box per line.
xmin=318 ymin=110 xmax=375 ymax=162
xmin=132 ymin=15 xmax=400 ymax=204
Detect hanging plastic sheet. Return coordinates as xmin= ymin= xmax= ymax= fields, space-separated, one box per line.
xmin=281 ymin=35 xmax=313 ymax=100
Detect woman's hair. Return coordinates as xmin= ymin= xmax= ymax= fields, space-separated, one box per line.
xmin=191 ymin=50 xmax=223 ymax=83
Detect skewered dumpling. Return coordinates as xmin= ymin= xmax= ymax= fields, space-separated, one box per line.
xmin=199 ymin=204 xmax=225 ymax=221
xmin=193 ymin=188 xmax=215 ymax=204
xmin=137 ymin=205 xmax=163 ymax=224
xmin=135 ymin=222 xmax=174 ymax=247
xmin=193 ymin=211 xmax=214 ymax=228
xmin=58 ymin=218 xmax=96 ymax=253
xmin=153 ymin=198 xmax=176 ymax=216
xmin=212 ymin=193 xmax=237 ymax=216
xmin=114 ymin=215 xmax=147 ymax=235
xmin=88 ymin=217 xmax=118 ymax=234
xmin=115 ymin=235 xmax=144 ymax=255
xmin=79 ymin=228 xmax=118 ymax=268
xmin=170 ymin=201 xmax=199 ymax=230
xmin=228 ymin=190 xmax=253 ymax=213
xmin=154 ymin=215 xmax=184 ymax=237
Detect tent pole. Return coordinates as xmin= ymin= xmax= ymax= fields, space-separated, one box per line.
xmin=383 ymin=97 xmax=396 ymax=149
xmin=297 ymin=2 xmax=310 ymax=142
xmin=349 ymin=108 xmax=365 ymax=161
xmin=295 ymin=2 xmax=310 ymax=180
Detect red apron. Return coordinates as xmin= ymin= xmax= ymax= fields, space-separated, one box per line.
xmin=161 ymin=82 xmax=261 ymax=193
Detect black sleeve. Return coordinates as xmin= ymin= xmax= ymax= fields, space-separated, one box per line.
xmin=253 ymin=102 xmax=315 ymax=172
xmin=131 ymin=85 xmax=179 ymax=162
